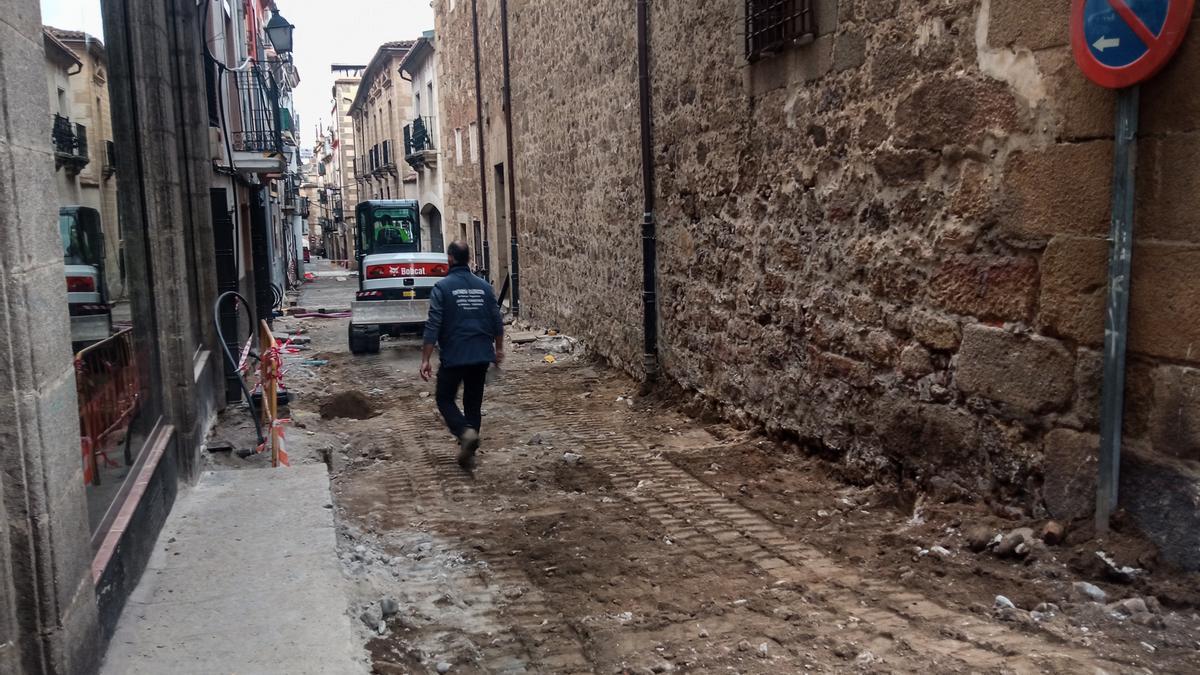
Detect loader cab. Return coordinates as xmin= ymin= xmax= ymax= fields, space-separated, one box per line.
xmin=59 ymin=206 xmax=113 ymax=347
xmin=349 ymin=200 xmax=447 ymax=355
xmin=356 ymin=200 xmax=422 ymax=280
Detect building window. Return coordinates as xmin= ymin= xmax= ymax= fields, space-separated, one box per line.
xmin=472 ymin=220 xmax=483 ymax=267
xmin=455 ymin=128 xmax=463 ymax=166
xmin=468 ymin=122 xmax=479 ymax=164
xmin=745 ymin=0 xmax=815 ymax=62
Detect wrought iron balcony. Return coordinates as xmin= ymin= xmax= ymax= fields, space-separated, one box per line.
xmin=231 ymin=65 xmax=283 ymax=156
xmin=52 ymin=114 xmax=89 ymax=174
xmin=404 ymin=116 xmax=437 ymax=169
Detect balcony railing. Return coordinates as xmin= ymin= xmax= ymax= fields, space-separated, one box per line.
xmin=52 ymin=114 xmax=89 ymax=173
xmin=404 ymin=116 xmax=436 ymax=169
xmin=231 ymin=65 xmax=283 ymax=155
xmin=405 ymin=117 xmax=435 ymax=154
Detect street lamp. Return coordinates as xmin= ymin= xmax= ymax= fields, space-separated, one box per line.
xmin=264 ymin=9 xmax=295 ymax=55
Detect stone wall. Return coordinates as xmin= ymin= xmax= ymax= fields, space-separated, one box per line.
xmin=507 ymin=0 xmax=645 ymax=369
xmin=434 ymin=0 xmax=485 ymax=250
xmin=0 ymin=0 xmax=102 ymax=670
xmin=452 ymin=0 xmax=1200 ymax=565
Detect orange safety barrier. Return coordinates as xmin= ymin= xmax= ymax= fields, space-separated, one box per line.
xmin=258 ymin=320 xmax=289 ymax=468
xmin=75 ymin=329 xmax=140 ymax=486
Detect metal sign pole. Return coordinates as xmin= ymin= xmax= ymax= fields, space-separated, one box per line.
xmin=1096 ymin=84 xmax=1140 ymax=534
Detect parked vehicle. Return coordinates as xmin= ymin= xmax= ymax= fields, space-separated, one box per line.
xmin=60 ymin=206 xmax=113 ymax=348
xmin=348 ymin=200 xmax=446 ymax=354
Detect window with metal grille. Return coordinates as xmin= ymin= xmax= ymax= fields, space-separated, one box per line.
xmin=746 ymin=0 xmax=816 ymax=62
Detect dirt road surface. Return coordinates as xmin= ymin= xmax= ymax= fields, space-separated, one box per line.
xmin=213 ymin=267 xmax=1200 ymax=674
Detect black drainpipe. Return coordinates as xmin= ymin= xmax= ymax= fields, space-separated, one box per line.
xmin=471 ymin=0 xmax=491 ymax=270
xmin=500 ymin=0 xmax=521 ymax=317
xmin=637 ymin=0 xmax=659 ymax=380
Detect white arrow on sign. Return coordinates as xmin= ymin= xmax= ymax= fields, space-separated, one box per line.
xmin=1093 ymin=36 xmax=1121 ymax=51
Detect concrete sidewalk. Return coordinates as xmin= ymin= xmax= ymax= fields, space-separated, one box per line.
xmin=100 ymin=466 xmax=364 ymax=674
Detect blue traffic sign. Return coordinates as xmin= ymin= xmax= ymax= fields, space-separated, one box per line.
xmin=1085 ymin=0 xmax=1167 ymax=67
xmin=1072 ymin=0 xmax=1195 ymax=88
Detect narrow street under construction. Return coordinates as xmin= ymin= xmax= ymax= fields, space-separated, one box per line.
xmin=102 ymin=261 xmax=1199 ymax=673
xmin=8 ymin=0 xmax=1200 ymax=672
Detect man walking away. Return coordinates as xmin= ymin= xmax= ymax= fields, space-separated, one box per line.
xmin=420 ymin=241 xmax=505 ymax=469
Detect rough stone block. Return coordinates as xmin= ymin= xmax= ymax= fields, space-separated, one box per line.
xmin=815 ymin=0 xmax=840 ymax=37
xmin=0 ymin=19 xmax=52 ymax=149
xmin=899 ymin=343 xmax=934 ymax=378
xmin=787 ymin=33 xmax=836 ymax=84
xmin=55 ymin=586 xmax=101 ymax=675
xmin=1128 ymin=243 xmax=1200 ymax=362
xmin=1043 ymin=428 xmax=1099 ymax=521
xmin=929 ymin=255 xmax=1038 ymax=322
xmin=1036 ymin=47 xmax=1116 ymax=140
xmin=862 ymin=0 xmax=899 ymax=23
xmin=1038 ymin=236 xmax=1107 ymax=345
xmin=0 ymin=0 xmax=46 ymax=42
xmin=862 ymin=330 xmax=897 ymax=366
xmin=37 ymin=371 xmax=84 ymax=502
xmin=910 ymin=309 xmax=960 ymax=350
xmin=1148 ymin=365 xmax=1200 ymax=461
xmin=880 ymin=398 xmax=980 ymax=469
xmin=873 ymin=148 xmax=939 ymax=186
xmin=1073 ymin=349 xmax=1103 ymax=428
xmin=956 ymin=325 xmax=1075 ymax=414
xmin=20 ymin=262 xmax=77 ymax=387
xmin=894 ymin=76 xmax=1020 ymax=151
xmin=1120 ymin=449 xmax=1200 ymax=572
xmin=1137 ymin=134 xmax=1200 ymax=243
xmin=1000 ymin=142 xmax=1113 ymax=242
xmin=1142 ymin=26 xmax=1200 ymax=134
xmin=46 ymin=483 xmax=95 ymax=627
xmin=988 ymin=0 xmax=1070 ymax=51
xmin=833 ymin=31 xmax=867 ymax=72
xmin=0 ymin=143 xmax=60 ymax=275
xmin=812 ymin=350 xmax=872 ymax=387
xmin=1122 ymin=359 xmax=1159 ymax=439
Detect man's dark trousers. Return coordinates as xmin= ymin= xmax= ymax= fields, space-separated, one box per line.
xmin=436 ymin=363 xmax=490 ymax=438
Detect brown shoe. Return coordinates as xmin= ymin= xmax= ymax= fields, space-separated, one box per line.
xmin=457 ymin=428 xmax=480 ymax=469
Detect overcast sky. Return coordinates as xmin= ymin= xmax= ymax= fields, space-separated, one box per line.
xmin=40 ymin=0 xmax=435 ymax=150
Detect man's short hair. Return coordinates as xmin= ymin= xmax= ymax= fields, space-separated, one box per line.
xmin=447 ymin=240 xmax=471 ymax=266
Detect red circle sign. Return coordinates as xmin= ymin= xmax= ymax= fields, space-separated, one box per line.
xmin=1072 ymin=0 xmax=1196 ymax=89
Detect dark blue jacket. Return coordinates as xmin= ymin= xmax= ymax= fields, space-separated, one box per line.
xmin=423 ymin=266 xmax=504 ymax=367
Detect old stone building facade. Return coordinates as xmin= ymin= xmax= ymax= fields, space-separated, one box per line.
xmin=434 ymin=0 xmax=505 ymax=277
xmin=330 ymin=64 xmax=364 ymax=261
xmin=438 ymin=0 xmax=1200 ymax=567
xmin=350 ymin=43 xmax=418 ymax=206
xmin=44 ymin=28 xmax=84 ymax=206
xmin=400 ymin=33 xmax=447 ymax=254
xmin=51 ymin=28 xmax=124 ymax=299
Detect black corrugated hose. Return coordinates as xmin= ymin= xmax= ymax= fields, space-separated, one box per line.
xmin=214 ymin=291 xmax=265 ymax=452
